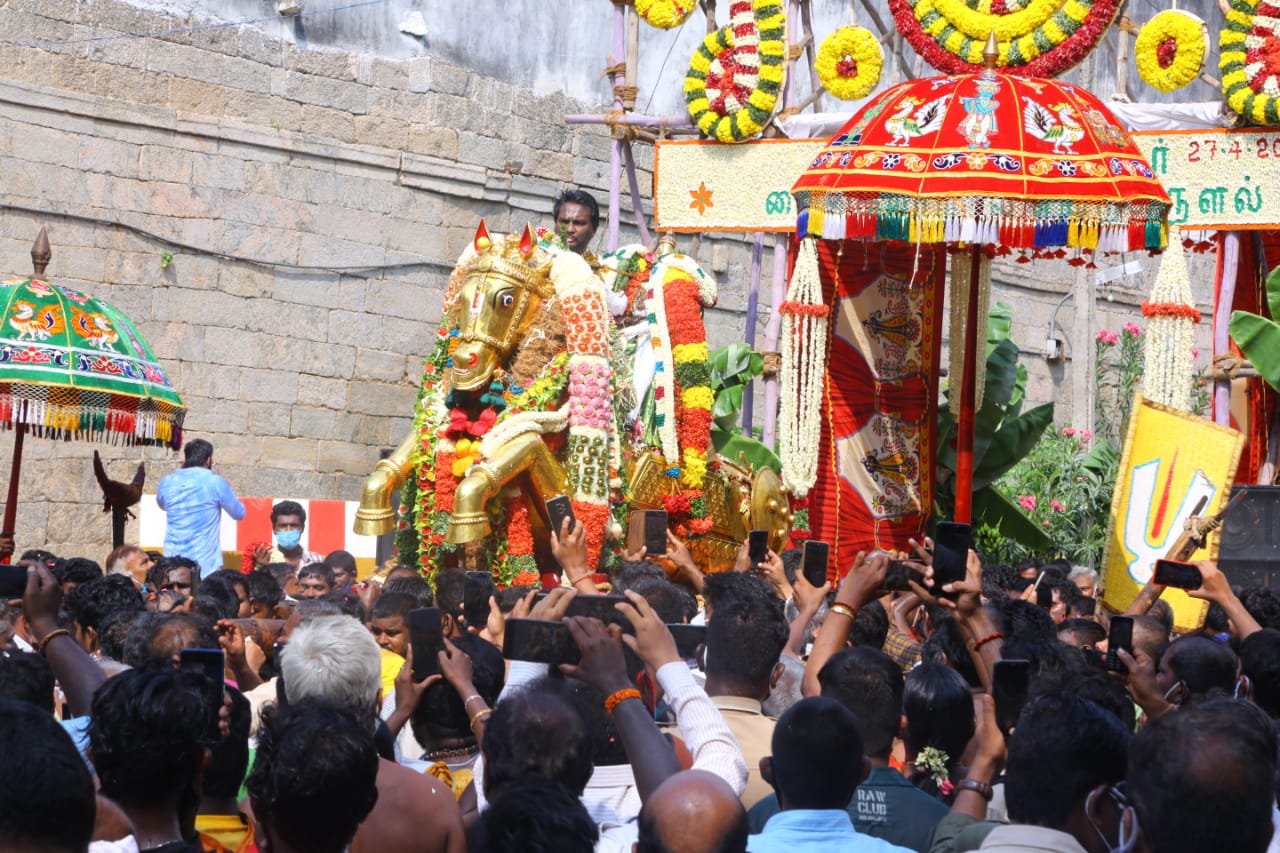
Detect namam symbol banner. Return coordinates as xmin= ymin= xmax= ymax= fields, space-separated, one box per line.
xmin=1101 ymin=395 xmax=1244 ymax=633
xmin=807 ymin=241 xmax=945 ymax=575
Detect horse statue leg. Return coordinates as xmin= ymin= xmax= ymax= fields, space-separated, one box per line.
xmin=353 ymin=431 xmax=418 ymax=536
xmin=446 ymin=432 xmax=570 ymax=544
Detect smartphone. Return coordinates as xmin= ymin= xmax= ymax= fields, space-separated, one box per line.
xmin=931 ymin=521 xmax=971 ymax=591
xmin=628 ymin=510 xmax=668 ymax=556
xmin=546 ymin=495 xmax=577 ymax=537
xmin=801 ymin=540 xmax=830 ymax=588
xmin=1152 ymin=559 xmax=1203 ymax=590
xmin=178 ymin=647 xmax=225 ymax=743
xmin=463 ymin=571 xmax=495 ymax=631
xmin=1104 ymin=615 xmax=1133 ymax=674
xmin=0 ymin=564 xmax=25 ymax=599
xmin=879 ymin=559 xmax=927 ymax=593
xmin=408 ymin=607 xmax=445 ymax=681
xmin=533 ymin=592 xmax=634 ymax=633
xmin=502 ymin=618 xmax=582 ymax=665
xmin=748 ymin=529 xmax=769 ymax=566
xmin=1035 ymin=576 xmax=1054 ymax=609
xmin=667 ymin=623 xmax=707 ymax=659
xmin=992 ymin=659 xmax=1032 ymax=734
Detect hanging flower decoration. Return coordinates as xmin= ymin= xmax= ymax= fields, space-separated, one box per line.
xmin=1141 ymin=227 xmax=1200 ymax=411
xmin=636 ymin=0 xmax=696 ymax=29
xmin=817 ymin=27 xmax=884 ymax=101
xmin=778 ymin=238 xmax=830 ymax=497
xmin=1136 ymin=11 xmax=1206 ymax=93
xmin=887 ymin=0 xmax=1122 ymax=77
xmin=1221 ymin=0 xmax=1280 ymax=125
xmin=684 ymin=0 xmax=786 ymax=143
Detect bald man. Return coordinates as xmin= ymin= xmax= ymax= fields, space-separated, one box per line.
xmin=636 ymin=770 xmax=748 ymax=853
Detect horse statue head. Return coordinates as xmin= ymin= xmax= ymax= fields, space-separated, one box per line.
xmin=450 ymin=221 xmax=556 ymax=392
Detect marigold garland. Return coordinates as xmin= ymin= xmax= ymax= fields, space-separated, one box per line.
xmin=1141 ymin=301 xmax=1202 ymax=321
xmin=817 ymin=27 xmax=884 ymax=101
xmin=684 ymin=0 xmax=786 ymax=143
xmin=636 ymin=0 xmax=695 ymax=29
xmin=1221 ymin=0 xmax=1280 ymax=125
xmin=887 ymin=0 xmax=1121 ymax=76
xmin=1136 ymin=11 xmax=1206 ymax=93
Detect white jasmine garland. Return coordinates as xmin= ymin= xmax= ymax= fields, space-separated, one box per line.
xmin=1142 ymin=227 xmax=1197 ymax=412
xmin=779 ymin=238 xmax=830 ymax=496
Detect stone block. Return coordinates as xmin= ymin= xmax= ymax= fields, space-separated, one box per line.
xmin=204 ymin=329 xmax=274 ymax=368
xmin=139 ymin=146 xmax=194 ymax=184
xmin=431 ymin=62 xmax=471 ymax=96
xmin=78 ymin=137 xmax=139 ymax=178
xmin=169 ymin=77 xmax=228 ymax=117
xmin=217 ymin=265 xmax=274 ymax=300
xmin=179 ymin=363 xmax=241 ymax=401
xmin=259 ymin=435 xmax=316 ymax=471
xmin=168 ymin=288 xmax=251 ymax=330
xmin=298 ymin=232 xmax=385 ymax=269
xmin=189 ymin=152 xmax=248 ymax=192
xmin=250 ymin=404 xmax=292 ymax=437
xmin=353 ymin=114 xmax=410 ymax=151
xmin=328 ymin=309 xmax=383 ymax=347
xmin=20 ymin=124 xmax=80 ymax=167
xmin=355 ymin=348 xmax=409 ymax=383
xmin=364 ymin=278 xmax=443 ymax=323
xmin=240 ymin=367 xmax=300 ymax=404
xmin=347 ymin=381 xmax=416 ymax=416
xmin=316 ymin=439 xmax=378 ymax=475
xmin=188 ymin=397 xmax=251 ymax=436
xmin=273 ymin=270 xmax=345 ymax=309
xmin=297 ymin=375 xmax=349 ymax=408
xmin=300 ymin=105 xmax=358 ymax=145
xmin=277 ymin=72 xmax=369 ymax=115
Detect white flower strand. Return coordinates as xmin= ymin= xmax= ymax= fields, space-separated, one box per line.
xmin=779 ymin=238 xmax=830 ymax=496
xmin=1143 ymin=227 xmax=1196 ymax=412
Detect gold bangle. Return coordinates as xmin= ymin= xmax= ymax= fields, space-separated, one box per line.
xmin=36 ymin=628 xmax=70 ymax=657
xmin=829 ymin=603 xmax=857 ymax=621
xmin=469 ymin=708 xmax=492 ymax=732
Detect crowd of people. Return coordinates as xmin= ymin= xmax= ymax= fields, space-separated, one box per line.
xmin=3 ymin=481 xmax=1280 ymax=853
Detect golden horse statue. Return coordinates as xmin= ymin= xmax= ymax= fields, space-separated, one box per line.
xmin=354 ymin=222 xmax=789 ymax=581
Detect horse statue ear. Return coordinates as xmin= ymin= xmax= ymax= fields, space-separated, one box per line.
xmin=474 ymin=220 xmax=492 ymax=253
xmin=519 ymin=224 xmax=535 ymax=258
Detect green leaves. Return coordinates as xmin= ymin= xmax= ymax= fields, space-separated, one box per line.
xmin=1229 ymin=310 xmax=1280 ymax=390
xmin=707 ymin=343 xmax=779 ymax=472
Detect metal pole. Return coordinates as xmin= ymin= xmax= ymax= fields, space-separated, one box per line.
xmin=743 ymin=232 xmax=765 ymax=431
xmin=762 ymin=235 xmax=790 ymax=448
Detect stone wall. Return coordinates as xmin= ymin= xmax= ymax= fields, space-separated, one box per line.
xmin=0 ymin=0 xmax=1214 ymax=560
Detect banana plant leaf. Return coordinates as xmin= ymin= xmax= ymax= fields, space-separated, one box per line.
xmin=973 ymin=487 xmax=1053 ymax=550
xmin=712 ymin=430 xmax=781 ymax=473
xmin=1230 ymin=310 xmax=1280 ymax=391
xmin=973 ymin=403 xmax=1054 ymax=491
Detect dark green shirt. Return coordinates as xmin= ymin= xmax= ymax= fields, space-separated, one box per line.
xmin=747 ymin=766 xmax=948 ymax=853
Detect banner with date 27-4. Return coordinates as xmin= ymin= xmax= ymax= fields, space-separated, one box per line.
xmin=1132 ymin=129 xmax=1280 ymax=229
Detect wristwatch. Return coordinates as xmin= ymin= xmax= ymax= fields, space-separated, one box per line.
xmin=957 ymin=778 xmax=994 ymax=801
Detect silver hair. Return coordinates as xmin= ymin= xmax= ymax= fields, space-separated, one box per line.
xmin=1067 ymin=565 xmax=1098 ymax=583
xmin=280 ymin=614 xmax=382 ymax=714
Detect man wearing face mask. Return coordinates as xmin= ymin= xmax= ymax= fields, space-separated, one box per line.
xmin=251 ymin=501 xmax=323 ymax=573
xmin=156 ymin=439 xmax=245 ymax=578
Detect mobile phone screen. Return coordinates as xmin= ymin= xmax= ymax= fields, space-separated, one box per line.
xmin=879 ymin=560 xmax=927 ymax=593
xmin=463 ymin=571 xmax=494 ymax=632
xmin=502 ymin=618 xmax=582 ymax=665
xmin=1105 ymin=616 xmax=1133 ymax=674
xmin=179 ymin=647 xmax=225 ymax=743
xmin=1152 ymin=559 xmax=1203 ymax=590
xmin=0 ymin=564 xmax=25 ymax=599
xmin=748 ymin=530 xmax=769 ymax=566
xmin=644 ymin=511 xmax=668 ymax=556
xmin=408 ymin=607 xmax=445 ymax=680
xmin=932 ymin=522 xmax=971 ymax=589
xmin=992 ymin=659 xmax=1032 ymax=734
xmin=667 ymin=623 xmax=707 ymax=658
xmin=801 ymin=541 xmax=830 ymax=588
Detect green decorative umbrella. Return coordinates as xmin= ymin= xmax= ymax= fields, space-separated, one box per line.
xmin=0 ymin=229 xmax=185 ymax=543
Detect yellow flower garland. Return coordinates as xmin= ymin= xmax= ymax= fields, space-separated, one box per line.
xmin=1221 ymin=0 xmax=1280 ymax=125
xmin=684 ymin=0 xmax=786 ymax=143
xmin=817 ymin=27 xmax=884 ymax=101
xmin=1135 ymin=11 xmax=1206 ymax=93
xmin=636 ymin=0 xmax=695 ymax=29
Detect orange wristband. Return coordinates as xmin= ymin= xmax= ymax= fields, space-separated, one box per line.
xmin=604 ymin=688 xmax=641 ymax=714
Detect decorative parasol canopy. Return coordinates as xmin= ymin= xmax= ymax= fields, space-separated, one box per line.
xmin=792 ymin=68 xmax=1171 ymax=254
xmin=0 ymin=273 xmax=185 ymax=449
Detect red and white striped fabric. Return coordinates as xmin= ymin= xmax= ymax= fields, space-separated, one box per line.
xmin=140 ymin=495 xmax=378 ymax=560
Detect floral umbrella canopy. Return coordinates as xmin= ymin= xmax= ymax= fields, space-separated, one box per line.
xmin=786 ymin=51 xmax=1170 ymax=524
xmin=0 ymin=231 xmax=185 ymax=541
xmin=792 ymin=66 xmax=1171 ymax=254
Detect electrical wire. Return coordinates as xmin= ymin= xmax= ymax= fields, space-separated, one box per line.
xmin=1 ymin=202 xmax=455 ymax=275
xmin=1 ymin=0 xmax=391 ymax=50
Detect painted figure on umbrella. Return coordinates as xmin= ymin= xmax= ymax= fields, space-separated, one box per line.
xmin=959 ymin=77 xmax=1001 ymax=149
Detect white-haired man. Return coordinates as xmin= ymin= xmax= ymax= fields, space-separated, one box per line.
xmin=282 ymin=615 xmax=465 ymax=853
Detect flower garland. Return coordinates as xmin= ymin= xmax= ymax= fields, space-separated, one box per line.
xmin=817 ymin=27 xmax=884 ymax=101
xmin=887 ymin=0 xmax=1121 ymax=77
xmin=1221 ymin=0 xmax=1280 ymax=125
xmin=1141 ymin=227 xmax=1199 ymax=412
xmin=1136 ymin=11 xmax=1207 ymax=93
xmin=778 ymin=238 xmax=830 ymax=497
xmin=684 ymin=0 xmax=786 ymax=143
xmin=663 ymin=490 xmax=715 ymax=537
xmin=636 ymin=0 xmax=696 ymax=29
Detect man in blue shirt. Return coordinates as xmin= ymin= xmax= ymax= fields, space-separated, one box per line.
xmin=750 ymin=697 xmax=913 ymax=853
xmin=156 ymin=439 xmax=244 ymax=577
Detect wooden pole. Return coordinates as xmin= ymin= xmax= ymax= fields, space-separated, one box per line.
xmin=607 ymin=2 xmax=626 ymax=252
xmin=743 ymin=232 xmax=765 ymax=431
xmin=2 ymin=423 xmax=23 ymax=538
xmin=762 ymin=235 xmax=789 ymax=448
xmin=953 ymin=244 xmax=982 ymax=524
xmin=1214 ymin=231 xmax=1240 ymax=426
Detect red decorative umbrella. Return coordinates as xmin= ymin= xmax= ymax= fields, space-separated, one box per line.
xmin=787 ymin=44 xmax=1170 ymax=524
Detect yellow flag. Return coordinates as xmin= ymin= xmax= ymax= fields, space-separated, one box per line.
xmin=1100 ymin=395 xmax=1244 ymax=633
